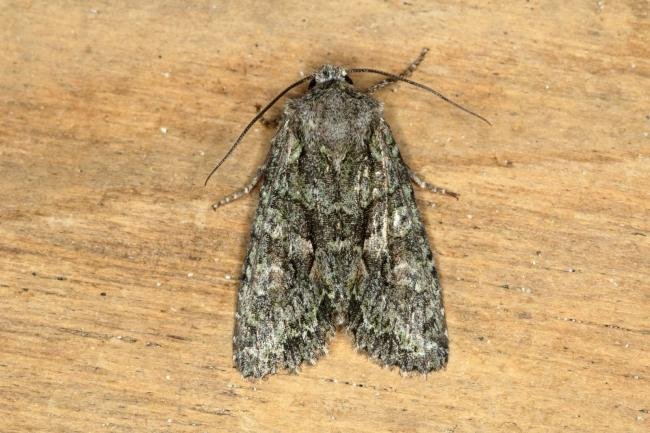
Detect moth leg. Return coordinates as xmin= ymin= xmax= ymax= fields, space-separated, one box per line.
xmin=260 ymin=115 xmax=280 ymax=129
xmin=211 ymin=166 xmax=266 ymax=210
xmin=366 ymin=48 xmax=429 ymax=94
xmin=408 ymin=169 xmax=459 ymax=199
xmin=254 ymin=103 xmax=281 ymax=129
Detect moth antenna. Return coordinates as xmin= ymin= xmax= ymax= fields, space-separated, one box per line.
xmin=204 ymin=75 xmax=313 ymax=186
xmin=347 ymin=68 xmax=491 ymax=126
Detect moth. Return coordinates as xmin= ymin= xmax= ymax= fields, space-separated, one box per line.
xmin=206 ymin=50 xmax=488 ymax=378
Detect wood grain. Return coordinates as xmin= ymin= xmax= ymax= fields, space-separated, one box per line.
xmin=1 ymin=1 xmax=648 ymax=432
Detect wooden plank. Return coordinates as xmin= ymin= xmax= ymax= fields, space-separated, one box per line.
xmin=1 ymin=1 xmax=647 ymax=432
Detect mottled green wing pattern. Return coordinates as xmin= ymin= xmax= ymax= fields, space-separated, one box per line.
xmin=233 ymin=121 xmax=335 ymax=378
xmin=349 ymin=119 xmax=449 ymax=373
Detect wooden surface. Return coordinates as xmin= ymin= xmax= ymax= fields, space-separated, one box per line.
xmin=1 ymin=1 xmax=648 ymax=432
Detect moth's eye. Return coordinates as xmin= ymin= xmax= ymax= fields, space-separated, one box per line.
xmin=344 ymin=75 xmax=353 ymax=85
xmin=308 ymin=78 xmax=316 ymax=89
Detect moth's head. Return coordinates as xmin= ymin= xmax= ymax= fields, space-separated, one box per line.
xmin=310 ymin=64 xmax=353 ymax=88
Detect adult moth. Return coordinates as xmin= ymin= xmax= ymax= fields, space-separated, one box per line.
xmin=206 ymin=50 xmax=488 ymax=378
